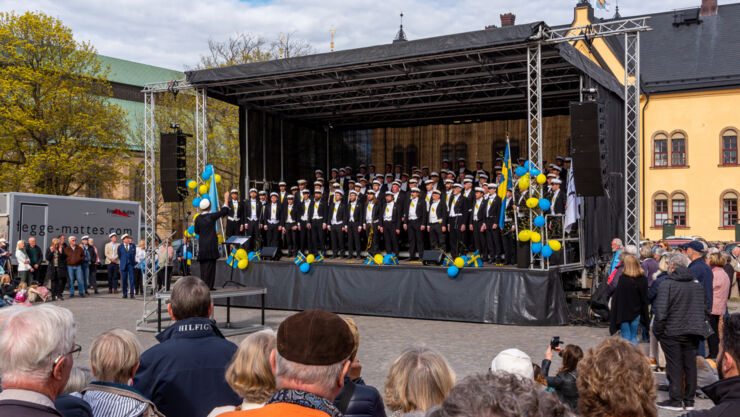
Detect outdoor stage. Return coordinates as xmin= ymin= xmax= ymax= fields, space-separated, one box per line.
xmin=193 ymin=260 xmax=569 ymax=326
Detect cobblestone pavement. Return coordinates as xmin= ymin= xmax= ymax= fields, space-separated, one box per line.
xmin=49 ymin=292 xmax=734 ymax=416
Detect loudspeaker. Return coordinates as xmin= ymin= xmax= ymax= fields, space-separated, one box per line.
xmin=160 ymin=133 xmax=187 ymax=202
xmin=260 ymin=246 xmax=281 ymax=261
xmin=570 ymin=101 xmax=607 ymax=197
xmin=422 ymin=250 xmax=444 ymax=265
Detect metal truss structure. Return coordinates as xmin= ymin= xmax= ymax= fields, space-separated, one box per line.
xmin=526 ymin=43 xmax=545 ymax=269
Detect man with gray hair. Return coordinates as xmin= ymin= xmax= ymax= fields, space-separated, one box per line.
xmin=608 ymin=238 xmax=623 ymax=275
xmin=0 ymin=304 xmax=79 ymax=416
xmin=133 ymin=276 xmax=239 ymax=417
xmin=654 ymin=252 xmax=710 ymax=411
xmin=224 ymin=309 xmax=354 ymax=416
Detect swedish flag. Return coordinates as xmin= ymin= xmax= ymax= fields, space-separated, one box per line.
xmin=467 ymin=251 xmax=483 ymax=268
xmin=316 ymin=252 xmax=325 ymax=263
xmin=294 ymin=252 xmax=306 ymax=265
xmin=389 ymin=255 xmax=399 ymax=265
xmin=442 ymin=252 xmax=454 ymax=267
xmin=364 ymin=255 xmax=374 ymax=265
xmin=499 ymin=139 xmax=513 ymax=230
xmin=226 ymin=248 xmax=238 ymax=268
xmin=249 ymin=251 xmax=261 ymax=261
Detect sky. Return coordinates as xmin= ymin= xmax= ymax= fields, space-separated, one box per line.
xmin=0 ymin=0 xmax=704 ymax=71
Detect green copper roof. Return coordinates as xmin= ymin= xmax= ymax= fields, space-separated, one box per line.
xmin=98 ymin=54 xmax=184 ymax=87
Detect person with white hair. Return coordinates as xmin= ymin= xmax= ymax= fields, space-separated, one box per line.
xmin=0 ymin=304 xmax=79 ymax=416
xmin=15 ymin=240 xmax=32 ymax=285
xmin=193 ymin=192 xmax=231 ymax=290
xmin=608 ymin=238 xmax=623 ymax=275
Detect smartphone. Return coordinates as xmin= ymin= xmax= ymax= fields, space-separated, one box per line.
xmin=550 ymin=336 xmax=562 ymax=349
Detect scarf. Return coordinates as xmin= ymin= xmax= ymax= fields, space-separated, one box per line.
xmin=266 ymin=389 xmax=342 ymax=417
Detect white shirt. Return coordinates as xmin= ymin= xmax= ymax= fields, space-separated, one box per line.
xmin=365 ymin=202 xmax=375 ymax=223
xmin=384 ymin=201 xmax=395 ymax=221
xmin=349 ymin=201 xmax=358 ymax=223
xmin=408 ymin=197 xmax=419 ymax=220
xmin=280 ymin=191 xmax=287 ymax=203
xmin=331 ymin=201 xmax=342 ymax=225
xmin=400 ymin=182 xmax=408 ymax=192
xmin=312 ymin=200 xmax=322 ymax=220
xmin=464 ymin=188 xmax=472 ymax=198
xmin=230 ymin=199 xmax=240 ymax=220
xmin=551 ymin=190 xmax=560 ymax=214
xmin=269 ymin=203 xmax=278 ymax=222
xmin=429 ymin=200 xmax=441 ymax=223
xmin=301 ymin=200 xmax=310 ymax=221
xmin=450 ymin=195 xmax=459 ymax=217
xmin=286 ymin=204 xmax=294 ymax=223
xmin=249 ymin=199 xmax=258 ymax=221
xmin=474 ymin=198 xmax=484 ymax=221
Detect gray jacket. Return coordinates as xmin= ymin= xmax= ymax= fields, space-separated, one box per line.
xmin=653 ymin=266 xmax=709 ymax=339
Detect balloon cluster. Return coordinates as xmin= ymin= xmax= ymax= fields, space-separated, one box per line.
xmin=446 ymin=256 xmax=469 ymax=278
xmin=233 ymin=248 xmax=249 ymax=269
xmin=186 ymin=165 xmax=222 ymax=209
xmin=515 ymin=160 xmax=562 ymax=259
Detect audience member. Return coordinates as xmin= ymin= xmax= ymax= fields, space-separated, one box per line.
xmin=542 ymin=344 xmax=582 ymax=411
xmin=428 ymin=372 xmax=571 ymax=417
xmin=333 ymin=318 xmax=386 ymax=417
xmin=490 ymin=348 xmax=534 ymax=380
xmin=707 ymin=252 xmax=731 ymax=359
xmin=609 ymin=254 xmax=650 ymax=345
xmin=64 ymin=236 xmax=86 ymax=298
xmin=608 ymin=238 xmax=623 ymax=275
xmin=220 ymin=309 xmax=355 ymax=417
xmin=0 ymin=304 xmax=79 ymax=416
xmin=384 ymin=346 xmax=455 ymax=417
xmin=641 ymin=245 xmax=659 ymax=285
xmin=86 ymin=238 xmax=101 ymax=295
xmin=83 ymin=328 xmax=163 ymax=417
xmin=105 ymin=233 xmax=120 ymax=294
xmin=686 ymin=313 xmax=740 ymax=416
xmin=577 ymin=337 xmax=657 ymax=417
xmin=647 ymin=253 xmax=671 ymax=368
xmin=653 ymin=253 xmax=710 ymax=411
xmin=26 ymin=237 xmax=43 ymax=285
xmin=133 ymin=276 xmax=240 ymax=417
xmin=1 ymin=274 xmax=16 ymax=304
xmin=46 ymin=238 xmax=67 ymax=301
xmin=209 ymin=330 xmax=277 ymax=417
xmin=15 ymin=240 xmax=32 ymax=285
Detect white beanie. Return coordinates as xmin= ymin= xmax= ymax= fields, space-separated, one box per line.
xmin=199 ymin=198 xmax=211 ymax=210
xmin=490 ymin=348 xmax=534 ymax=380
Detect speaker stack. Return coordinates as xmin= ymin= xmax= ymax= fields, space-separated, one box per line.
xmin=569 ymin=102 xmax=608 ymax=197
xmin=160 ymin=133 xmax=188 ymax=202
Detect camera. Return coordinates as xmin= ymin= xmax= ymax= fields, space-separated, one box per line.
xmin=550 ymin=336 xmax=563 ymax=349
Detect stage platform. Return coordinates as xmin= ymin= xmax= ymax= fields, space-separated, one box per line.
xmin=193 ymin=259 xmax=569 ymax=326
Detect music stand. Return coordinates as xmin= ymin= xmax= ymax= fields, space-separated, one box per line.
xmin=223 ymin=236 xmax=250 ymax=288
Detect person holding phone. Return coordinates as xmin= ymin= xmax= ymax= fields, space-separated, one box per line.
xmin=542 ymin=341 xmax=583 ymax=412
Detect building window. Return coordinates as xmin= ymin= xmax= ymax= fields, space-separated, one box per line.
xmin=406 ymin=145 xmax=419 ymax=170
xmin=722 ymin=191 xmax=738 ymax=227
xmin=671 ymin=133 xmax=686 ymax=166
xmin=653 ymin=133 xmax=668 ymax=167
xmin=454 ymin=142 xmax=468 ymax=163
xmin=440 ymin=144 xmax=453 ymax=167
xmin=654 ymin=195 xmax=669 ymax=227
xmin=672 ymin=194 xmax=687 ymax=227
xmin=722 ymin=129 xmax=738 ymax=165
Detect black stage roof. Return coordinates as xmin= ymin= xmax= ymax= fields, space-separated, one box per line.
xmin=186 ymin=22 xmax=622 ymax=129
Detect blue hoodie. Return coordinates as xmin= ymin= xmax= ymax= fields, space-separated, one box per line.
xmin=133 ymin=317 xmax=240 ymax=417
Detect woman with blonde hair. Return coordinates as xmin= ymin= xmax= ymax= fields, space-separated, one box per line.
xmin=609 ymin=254 xmax=650 ymax=345
xmin=384 ymin=346 xmax=455 ymax=417
xmin=208 ymin=329 xmax=277 ymax=417
xmin=45 ymin=237 xmax=67 ymax=300
xmin=15 ymin=240 xmax=32 ymax=285
xmin=707 ymin=252 xmax=730 ymax=358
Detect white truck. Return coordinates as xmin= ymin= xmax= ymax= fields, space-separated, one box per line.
xmin=0 ymin=192 xmax=142 ymax=266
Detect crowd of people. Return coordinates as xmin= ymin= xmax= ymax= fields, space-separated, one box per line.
xmin=605 ymin=237 xmax=739 ymax=411
xmin=1 ymin=275 xmax=739 ymax=417
xmin=222 ymin=157 xmax=572 ymax=266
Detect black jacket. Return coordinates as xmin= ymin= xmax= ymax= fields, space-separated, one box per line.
xmin=193 ymin=206 xmax=229 ymax=261
xmin=685 ymin=376 xmax=740 ymax=417
xmin=346 ymin=200 xmax=364 ymax=226
xmin=0 ymin=400 xmax=62 ymax=416
xmin=448 ymin=193 xmax=469 ymax=225
xmin=381 ymin=200 xmax=401 ymax=230
xmin=653 ymin=266 xmax=709 ymax=339
xmin=363 ymin=200 xmax=381 ymax=224
xmin=333 ymin=377 xmax=387 ymax=417
xmin=54 ymin=394 xmax=93 ymax=417
xmin=609 ymin=272 xmax=650 ymax=335
xmin=307 ymin=199 xmax=328 ymax=223
xmin=242 ymin=199 xmax=263 ymax=224
xmin=551 ymin=190 xmax=566 ymax=215
xmin=541 ymin=359 xmax=579 ymax=412
xmin=25 ymin=245 xmax=43 ymax=266
xmin=281 ymin=203 xmax=300 ymax=226
xmin=648 ymin=271 xmax=669 ymax=314
xmin=425 ymin=199 xmax=448 ymax=226
xmin=403 ymin=197 xmax=426 ymax=226
xmin=261 ymin=202 xmax=283 ymax=226
xmin=328 ymin=200 xmax=348 ymax=226
xmin=486 ymin=196 xmax=502 ymax=226
xmin=470 ymin=198 xmax=488 ymax=226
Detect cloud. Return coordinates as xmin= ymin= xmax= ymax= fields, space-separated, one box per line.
xmin=1 ymin=0 xmax=700 ymax=70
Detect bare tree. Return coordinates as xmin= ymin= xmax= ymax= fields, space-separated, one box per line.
xmin=271 ymin=32 xmax=316 ymax=59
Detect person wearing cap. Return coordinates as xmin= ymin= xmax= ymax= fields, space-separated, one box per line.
xmin=474 ymin=160 xmax=490 ymax=184
xmin=80 ymin=235 xmax=97 ymax=295
xmin=441 ymin=158 xmax=450 ymax=172
xmin=295 ymin=180 xmax=308 ymax=202
xmin=279 ymin=195 xmax=299 ymax=257
xmin=220 ymin=310 xmax=353 ymax=417
xmin=393 ymin=164 xmax=402 ymax=181
xmin=461 ymin=178 xmax=475 ymax=249
xmin=381 ymin=173 xmax=393 ymax=196
xmin=105 ymin=232 xmax=121 ymax=294
xmin=398 ymin=173 xmax=409 ymax=192
xmin=403 ymin=187 xmax=426 ymax=261
xmin=328 ymin=190 xmax=348 ymax=258
xmin=371 ymin=180 xmax=383 ymax=201
xmin=426 ymin=189 xmax=448 ymax=251
xmin=298 ymin=189 xmax=312 ymax=255
xmin=115 ymin=234 xmax=137 ymax=299
xmin=390 ymin=181 xmax=407 ymax=208
xmin=344 ymin=191 xmax=363 ymax=260
xmin=315 ymin=169 xmax=324 ymax=180
xmin=226 ymin=189 xmax=242 ymax=240
xmin=447 ymin=184 xmax=469 ymax=258
xmin=263 ymin=192 xmax=283 ymax=248
xmin=501 ymin=189 xmax=517 ymax=265
xmin=471 ymin=187 xmax=488 ymax=257
xmin=485 ymin=184 xmax=503 ymax=264
xmin=242 ymin=189 xmax=263 ymax=252
xmin=278 ymin=182 xmax=289 ymax=205
xmin=307 ymin=190 xmax=328 ymax=256
xmin=477 ymin=172 xmax=489 ymax=189
xmin=457 ymin=157 xmax=472 ymax=177
xmin=380 ymin=192 xmax=401 ymax=257
xmin=64 ymin=236 xmax=87 ymax=297
xmin=362 ymin=190 xmax=381 ymax=256
xmin=193 ymin=192 xmax=231 ymax=290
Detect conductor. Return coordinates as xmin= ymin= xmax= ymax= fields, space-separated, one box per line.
xmin=194 ymin=192 xmax=230 ymax=290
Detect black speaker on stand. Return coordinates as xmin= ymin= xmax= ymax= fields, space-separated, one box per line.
xmin=160 ymin=132 xmax=188 ymax=203
xmin=570 ymin=102 xmax=608 ymax=197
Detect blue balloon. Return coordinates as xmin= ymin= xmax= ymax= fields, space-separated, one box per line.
xmin=447 ymin=265 xmax=460 ymax=278
xmin=383 ymin=254 xmax=393 ymax=265
xmin=538 ymin=199 xmax=551 ymax=211
xmin=248 ymin=251 xmax=256 ymax=261
xmin=187 ymin=225 xmax=195 ymax=235
xmin=534 ymin=216 xmax=546 ymax=228
xmin=462 ymin=255 xmax=469 ymax=265
xmin=530 ymin=168 xmax=541 ymax=177
xmin=531 ymin=242 xmax=543 ymax=254
xmin=524 ymin=160 xmax=531 ymax=170
xmin=194 ymin=234 xmax=199 ymax=239
xmin=542 ymin=245 xmax=553 ymax=258
xmin=186 ymin=251 xmax=193 ymax=260
xmin=514 ymin=166 xmax=527 ymax=177
xmin=192 ymin=197 xmax=201 ymax=207
xmin=299 ymin=262 xmax=310 ymax=273
xmin=201 ymin=171 xmax=212 ymax=181
xmin=206 ymin=164 xmax=214 ymax=175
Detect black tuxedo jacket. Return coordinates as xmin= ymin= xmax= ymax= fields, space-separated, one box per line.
xmin=242 ymin=199 xmax=263 ymax=224
xmin=403 ymin=198 xmax=427 ymax=226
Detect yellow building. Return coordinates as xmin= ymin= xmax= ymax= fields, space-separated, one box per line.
xmin=567 ymin=1 xmax=740 ymax=241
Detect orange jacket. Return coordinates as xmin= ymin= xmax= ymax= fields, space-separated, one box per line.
xmin=220 ymin=403 xmax=330 ymax=417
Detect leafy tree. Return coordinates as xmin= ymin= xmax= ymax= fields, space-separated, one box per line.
xmin=0 ymin=11 xmax=128 ymax=195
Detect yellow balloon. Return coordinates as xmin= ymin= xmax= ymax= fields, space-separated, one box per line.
xmin=374 ymin=254 xmax=383 ymax=265
xmin=214 ymin=174 xmax=221 ymax=183
xmin=497 ymin=183 xmax=507 ymax=198
xmin=187 ymin=180 xmax=197 ymax=189
xmin=454 ymin=257 xmax=465 ymax=269
xmin=526 ymin=197 xmax=539 ymax=209
xmin=187 ymin=259 xmax=191 ymax=265
xmin=518 ymin=230 xmax=531 ymax=242
xmin=536 ymin=174 xmax=547 ymax=185
xmin=549 ymin=240 xmax=562 ymax=251
xmin=236 ymin=249 xmax=247 ymax=260
xmin=306 ymin=254 xmax=315 ymax=264
xmin=198 ymin=184 xmax=209 ymax=195
xmin=217 ymin=235 xmax=224 ymax=243
xmin=531 ymin=231 xmax=542 ymax=243
xmin=518 ymin=177 xmax=530 ymax=191
xmin=237 ymin=259 xmax=248 ymax=269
